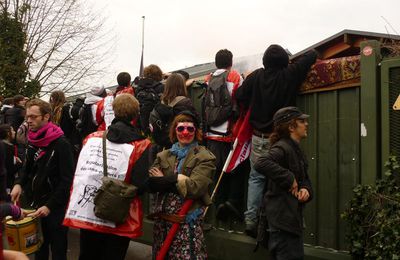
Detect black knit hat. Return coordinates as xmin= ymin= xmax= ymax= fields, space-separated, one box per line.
xmin=177 ymin=110 xmax=199 ymax=128
xmin=273 ymin=106 xmax=309 ymax=125
xmin=263 ymin=44 xmax=289 ymax=69
xmin=174 ymin=70 xmax=190 ymax=81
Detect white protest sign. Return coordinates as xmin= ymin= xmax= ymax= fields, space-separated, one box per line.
xmin=65 ymin=137 xmax=134 ymax=227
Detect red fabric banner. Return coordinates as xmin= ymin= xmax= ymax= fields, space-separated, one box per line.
xmin=225 ymin=109 xmax=253 ymax=173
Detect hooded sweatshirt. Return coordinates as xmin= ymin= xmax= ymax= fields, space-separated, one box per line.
xmin=236 ymin=47 xmax=317 ymax=133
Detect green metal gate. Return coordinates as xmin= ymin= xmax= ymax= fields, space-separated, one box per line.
xmin=381 ymin=58 xmax=400 ymax=169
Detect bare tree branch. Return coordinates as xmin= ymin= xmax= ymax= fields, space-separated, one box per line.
xmin=2 ymin=0 xmax=114 ymax=97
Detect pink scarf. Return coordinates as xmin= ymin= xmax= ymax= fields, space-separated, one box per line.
xmin=28 ymin=122 xmax=64 ymax=147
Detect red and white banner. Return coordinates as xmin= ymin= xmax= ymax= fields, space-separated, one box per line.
xmin=224 ymin=109 xmax=253 ymax=173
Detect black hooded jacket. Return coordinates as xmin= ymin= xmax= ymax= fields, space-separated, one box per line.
xmin=136 ymin=78 xmax=164 ymax=134
xmin=107 ymin=118 xmax=150 ymax=194
xmin=235 ymin=49 xmax=317 ymax=133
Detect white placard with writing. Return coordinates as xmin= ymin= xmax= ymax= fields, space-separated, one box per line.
xmin=103 ymin=95 xmax=115 ymax=129
xmin=65 ymin=137 xmax=134 ymax=227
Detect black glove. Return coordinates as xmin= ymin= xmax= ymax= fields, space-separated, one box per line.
xmin=148 ymin=175 xmax=178 ymax=193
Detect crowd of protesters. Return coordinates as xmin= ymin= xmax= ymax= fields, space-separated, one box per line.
xmin=0 ymin=44 xmax=317 ymax=260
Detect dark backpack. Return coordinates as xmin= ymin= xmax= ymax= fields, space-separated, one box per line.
xmin=136 ymin=84 xmax=162 ymax=134
xmin=76 ymin=103 xmax=98 ymax=139
xmin=70 ymin=98 xmax=85 ymax=122
xmin=149 ymin=96 xmax=186 ymax=148
xmin=204 ymin=71 xmax=233 ymax=127
xmin=149 ymin=104 xmax=173 ymax=147
xmin=187 ymin=81 xmax=207 ymax=124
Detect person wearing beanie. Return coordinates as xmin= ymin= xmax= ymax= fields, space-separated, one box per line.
xmin=254 ymin=106 xmax=313 ymax=259
xmin=90 ymin=86 xmax=106 ymax=97
xmin=175 ymin=70 xmax=195 ymax=88
xmin=235 ymin=44 xmax=317 ymax=237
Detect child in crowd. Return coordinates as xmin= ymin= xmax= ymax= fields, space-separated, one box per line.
xmin=0 ymin=203 xmax=28 ymax=260
xmin=0 ymin=124 xmax=22 ymax=195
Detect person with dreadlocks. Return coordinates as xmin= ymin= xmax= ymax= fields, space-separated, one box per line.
xmin=49 ymin=91 xmax=67 ymax=126
xmin=254 ymin=106 xmax=313 ymax=260
xmin=49 ymin=90 xmax=78 ymax=147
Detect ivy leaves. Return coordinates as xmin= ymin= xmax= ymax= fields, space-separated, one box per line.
xmin=342 ymin=156 xmax=400 ymax=259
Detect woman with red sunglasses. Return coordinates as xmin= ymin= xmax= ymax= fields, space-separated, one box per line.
xmin=148 ymin=111 xmax=216 ymax=259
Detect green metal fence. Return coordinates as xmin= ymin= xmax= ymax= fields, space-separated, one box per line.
xmin=298 ymin=87 xmax=360 ymax=251
xmin=297 ymin=40 xmax=400 ymax=255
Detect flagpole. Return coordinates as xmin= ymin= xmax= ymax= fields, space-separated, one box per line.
xmin=202 ymin=109 xmax=253 ymax=218
xmin=141 ymin=16 xmax=145 ymax=51
xmin=139 ymin=16 xmax=145 ymax=77
xmin=203 ymin=139 xmax=238 ymax=218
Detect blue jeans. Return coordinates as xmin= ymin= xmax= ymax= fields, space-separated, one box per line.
xmin=244 ymin=134 xmax=269 ymax=224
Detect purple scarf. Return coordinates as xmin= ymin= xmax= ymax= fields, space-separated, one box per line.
xmin=28 ymin=122 xmax=64 ymax=147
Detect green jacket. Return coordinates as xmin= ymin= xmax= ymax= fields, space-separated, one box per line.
xmin=152 ymin=145 xmax=216 ymax=207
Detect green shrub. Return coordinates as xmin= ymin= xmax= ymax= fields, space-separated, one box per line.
xmin=342 ymin=156 xmax=400 ymax=259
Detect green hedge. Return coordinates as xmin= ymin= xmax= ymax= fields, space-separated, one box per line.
xmin=342 ymin=156 xmax=400 ymax=259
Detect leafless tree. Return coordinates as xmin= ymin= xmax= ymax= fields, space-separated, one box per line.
xmin=0 ymin=0 xmax=114 ymax=97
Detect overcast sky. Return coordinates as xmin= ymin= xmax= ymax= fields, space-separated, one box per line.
xmin=86 ymin=0 xmax=399 ymax=87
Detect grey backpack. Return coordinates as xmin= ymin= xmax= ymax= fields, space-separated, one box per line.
xmin=204 ymin=71 xmax=233 ymax=127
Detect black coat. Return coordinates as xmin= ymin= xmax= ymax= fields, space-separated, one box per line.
xmin=3 ymin=142 xmax=21 ymax=189
xmin=5 ymin=105 xmax=25 ymax=132
xmin=254 ymin=137 xmax=313 ymax=236
xmin=60 ymin=104 xmax=82 ymax=147
xmin=235 ymin=51 xmax=317 ymax=133
xmin=0 ymin=141 xmax=7 ymax=201
xmin=15 ymin=136 xmax=74 ymax=210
